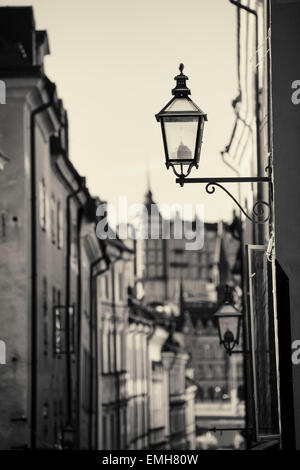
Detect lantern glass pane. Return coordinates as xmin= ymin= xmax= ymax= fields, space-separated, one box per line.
xmin=195 ymin=117 xmax=205 ymax=159
xmin=219 ymin=316 xmax=239 ymax=343
xmin=164 ymin=116 xmax=198 ymax=162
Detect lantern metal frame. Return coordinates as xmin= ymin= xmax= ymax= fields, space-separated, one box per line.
xmin=155 ymin=63 xmax=207 ymax=179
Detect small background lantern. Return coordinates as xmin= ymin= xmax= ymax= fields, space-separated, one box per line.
xmin=214 ymin=285 xmax=242 ymax=355
xmin=155 ymin=64 xmax=207 ymax=180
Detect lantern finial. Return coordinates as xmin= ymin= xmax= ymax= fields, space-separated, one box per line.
xmin=172 ymin=64 xmax=190 ymax=97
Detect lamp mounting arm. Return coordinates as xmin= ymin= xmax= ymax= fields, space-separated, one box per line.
xmin=176 ymin=176 xmax=271 ymax=225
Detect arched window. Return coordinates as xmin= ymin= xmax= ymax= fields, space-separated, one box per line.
xmin=221 ymin=387 xmax=230 ymax=401
xmin=208 ymin=386 xmax=215 ymax=401
xmin=238 ymin=384 xmax=245 ymax=401
xmin=196 ymin=386 xmax=204 ymax=401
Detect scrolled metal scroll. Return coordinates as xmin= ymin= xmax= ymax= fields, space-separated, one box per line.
xmin=205 ymin=182 xmax=271 ymax=224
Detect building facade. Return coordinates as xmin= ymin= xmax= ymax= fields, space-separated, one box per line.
xmin=0 ymin=7 xmax=102 ymax=449
xmin=220 ymin=0 xmax=300 ymax=450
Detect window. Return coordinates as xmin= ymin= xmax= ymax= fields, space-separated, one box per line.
xmin=102 ymin=328 xmax=109 ymax=374
xmin=148 ymin=240 xmax=155 ymax=249
xmin=148 ymin=251 xmax=155 ymax=263
xmin=59 ymin=400 xmax=63 ymax=421
xmin=102 ymin=415 xmax=107 ymax=450
xmin=82 ymin=348 xmax=91 ymax=411
xmin=116 ymin=332 xmax=122 ymax=371
xmin=196 ymin=387 xmax=204 ymax=401
xmin=43 ymin=403 xmax=49 ymax=441
xmin=50 ymin=195 xmax=56 ymax=244
xmin=206 ymin=365 xmax=214 ymax=378
xmin=148 ymin=265 xmax=155 ymax=277
xmin=54 ymin=306 xmax=62 ymax=356
xmin=42 ymin=402 xmax=49 ymax=419
xmin=57 ymin=201 xmax=63 ymax=249
xmin=208 ymin=386 xmax=215 ymax=401
xmin=71 ymin=224 xmax=78 ymax=271
xmin=118 ymin=272 xmax=123 ymax=301
xmin=43 ymin=277 xmax=48 ymax=355
xmin=156 ymin=250 xmax=163 ymax=263
xmin=54 ymin=400 xmax=57 ymax=417
xmin=109 ymin=328 xmax=115 ymax=372
xmin=57 ymin=290 xmax=61 ymax=308
xmin=238 ymin=385 xmax=245 ymax=401
xmin=221 ymin=387 xmax=229 ymax=401
xmin=237 ymin=363 xmax=244 ymax=379
xmin=53 ymin=301 xmax=74 ymax=356
xmin=156 ymin=264 xmax=163 ymax=276
xmin=215 ymin=365 xmax=225 ymax=378
xmin=110 ymin=413 xmax=115 ymax=450
xmin=121 ymin=331 xmax=126 ymax=371
xmin=104 ymin=275 xmax=110 ymax=299
xmin=39 ymin=179 xmax=46 ymax=230
xmin=204 ymin=343 xmax=211 ymax=359
xmin=68 ymin=306 xmax=75 ymax=353
xmin=121 ymin=408 xmax=127 ymax=449
xmin=198 ymin=365 xmax=204 ymax=378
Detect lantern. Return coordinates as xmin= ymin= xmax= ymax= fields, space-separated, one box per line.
xmin=155 ymin=63 xmax=207 ymax=179
xmin=214 ymin=286 xmax=242 ymax=355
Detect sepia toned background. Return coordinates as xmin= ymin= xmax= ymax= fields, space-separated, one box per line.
xmin=1 ymin=0 xmax=239 ymax=221
xmin=1 ymin=0 xmax=300 ymax=453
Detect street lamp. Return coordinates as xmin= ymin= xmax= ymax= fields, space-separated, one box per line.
xmin=214 ymin=285 xmax=242 ymax=355
xmin=155 ymin=63 xmax=207 ymax=179
xmin=155 ymin=65 xmax=271 ymax=224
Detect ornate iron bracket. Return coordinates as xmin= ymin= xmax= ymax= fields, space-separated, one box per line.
xmin=175 ymin=176 xmax=271 ymax=225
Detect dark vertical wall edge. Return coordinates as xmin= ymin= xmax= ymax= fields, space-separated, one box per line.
xmin=275 ymin=261 xmax=296 ymax=449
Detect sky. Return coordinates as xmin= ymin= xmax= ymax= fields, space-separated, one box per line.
xmin=2 ymin=0 xmax=238 ymax=222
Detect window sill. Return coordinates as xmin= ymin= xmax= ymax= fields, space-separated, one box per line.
xmin=250 ymin=438 xmax=280 ymax=450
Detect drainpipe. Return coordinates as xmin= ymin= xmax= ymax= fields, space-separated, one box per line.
xmin=30 ymin=99 xmax=53 ymax=449
xmin=229 ymin=0 xmax=263 ymax=242
xmin=75 ymin=205 xmax=83 ymax=449
xmin=65 ymin=182 xmax=85 ymax=444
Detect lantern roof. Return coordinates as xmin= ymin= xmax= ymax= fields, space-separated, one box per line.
xmin=155 ymin=63 xmax=207 ymax=121
xmin=155 ymin=95 xmax=207 ymax=121
xmin=214 ymin=302 xmax=242 ymax=318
